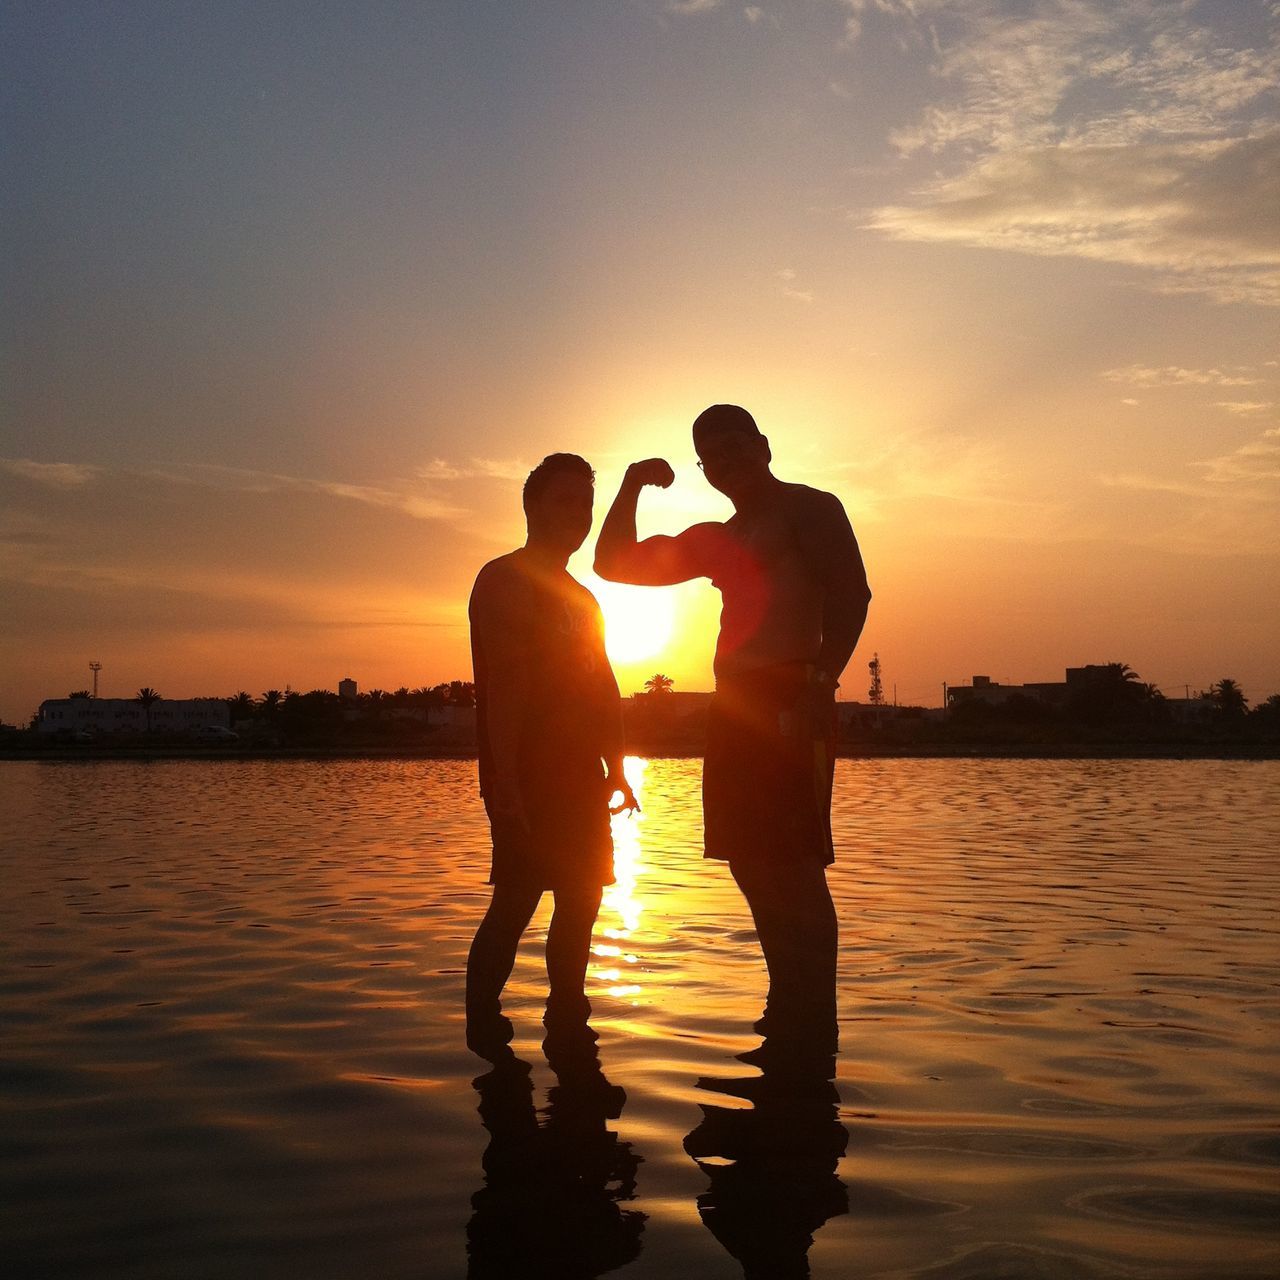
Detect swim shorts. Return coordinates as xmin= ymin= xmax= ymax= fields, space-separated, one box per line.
xmin=702 ymin=663 xmax=836 ymax=866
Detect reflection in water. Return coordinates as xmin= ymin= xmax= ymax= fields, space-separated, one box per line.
xmin=594 ymin=756 xmax=647 ymax=1001
xmin=467 ymin=1023 xmax=646 ymax=1279
xmin=685 ymin=1012 xmax=848 ymax=1280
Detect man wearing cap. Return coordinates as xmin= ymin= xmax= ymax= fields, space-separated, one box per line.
xmin=595 ymin=406 xmax=871 ymax=1030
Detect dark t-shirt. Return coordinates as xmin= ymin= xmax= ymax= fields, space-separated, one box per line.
xmin=469 ymin=551 xmax=619 ymax=887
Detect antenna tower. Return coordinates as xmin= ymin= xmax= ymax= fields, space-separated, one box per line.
xmin=89 ymin=661 xmax=102 ymax=699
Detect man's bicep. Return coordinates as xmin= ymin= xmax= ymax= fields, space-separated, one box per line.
xmin=605 ymin=525 xmax=715 ymax=586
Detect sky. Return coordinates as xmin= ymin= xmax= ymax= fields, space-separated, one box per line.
xmin=3 ymin=0 xmax=1277 ymax=723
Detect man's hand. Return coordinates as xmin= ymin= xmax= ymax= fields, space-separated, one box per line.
xmin=626 ymin=458 xmax=675 ymax=489
xmin=607 ymin=772 xmax=640 ymax=816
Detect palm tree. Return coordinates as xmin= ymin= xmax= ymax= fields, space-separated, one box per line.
xmin=1209 ymin=678 xmax=1248 ymax=718
xmin=228 ymin=691 xmax=254 ymax=721
xmin=260 ymin=689 xmax=283 ymax=716
xmin=135 ymin=687 xmax=161 ymax=732
xmin=644 ymin=673 xmax=675 ymax=696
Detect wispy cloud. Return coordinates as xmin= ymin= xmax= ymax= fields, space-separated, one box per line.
xmin=1099 ymin=425 xmax=1280 ymax=553
xmin=415 ymin=458 xmax=528 ymax=483
xmin=1215 ymin=401 xmax=1274 ymax=416
xmin=1103 ymin=428 xmax=1280 ymax=494
xmin=775 ymin=267 xmax=814 ymax=303
xmin=860 ymin=1 xmax=1280 ymax=304
xmin=1202 ymin=426 xmax=1280 ymax=485
xmin=149 ymin=463 xmax=468 ymax=522
xmin=810 ymin=427 xmax=1068 ymax=538
xmin=0 ymin=459 xmax=101 ymax=488
xmin=869 ymin=133 xmax=1280 ymax=305
xmin=666 ymin=0 xmax=721 ymax=14
xmin=1101 ymin=365 xmax=1262 ymax=388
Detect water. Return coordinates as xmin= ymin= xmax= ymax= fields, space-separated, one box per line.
xmin=2 ymin=758 xmax=1278 ymax=1278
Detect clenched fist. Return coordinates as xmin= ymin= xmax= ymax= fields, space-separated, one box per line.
xmin=625 ymin=458 xmax=675 ymax=489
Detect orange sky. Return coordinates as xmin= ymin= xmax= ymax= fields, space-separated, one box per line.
xmin=3 ymin=2 xmax=1278 ymax=722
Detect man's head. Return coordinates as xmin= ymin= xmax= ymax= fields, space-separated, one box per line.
xmin=692 ymin=404 xmax=771 ymax=502
xmin=523 ymin=453 xmax=595 ymax=554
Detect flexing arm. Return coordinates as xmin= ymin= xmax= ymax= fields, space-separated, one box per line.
xmin=595 ymin=459 xmax=712 ymax=586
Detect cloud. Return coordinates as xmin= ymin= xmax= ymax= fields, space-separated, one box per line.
xmin=868 ymin=133 xmax=1280 ymax=305
xmin=776 ymin=267 xmax=814 ymax=303
xmin=1101 ymin=365 xmax=1261 ymax=388
xmin=146 ymin=462 xmax=468 ymax=522
xmin=1202 ymin=427 xmax=1280 ymax=485
xmin=665 ymin=0 xmax=721 ymax=14
xmin=812 ymin=426 xmax=1069 ymax=540
xmin=0 ymin=456 xmax=496 ymax=715
xmin=415 ymin=457 xmax=528 ymax=483
xmin=1215 ymin=401 xmax=1274 ymax=416
xmin=861 ymin=2 xmax=1280 ymax=304
xmin=1103 ymin=428 xmax=1280 ymax=493
xmin=0 ymin=459 xmax=101 ymax=488
xmin=1098 ymin=423 xmax=1280 ymax=554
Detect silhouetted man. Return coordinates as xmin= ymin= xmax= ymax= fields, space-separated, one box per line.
xmin=595 ymin=406 xmax=871 ymax=1030
xmin=467 ymin=453 xmax=637 ymax=1051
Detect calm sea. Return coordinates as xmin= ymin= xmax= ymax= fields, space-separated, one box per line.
xmin=2 ymin=758 xmax=1278 ymax=1279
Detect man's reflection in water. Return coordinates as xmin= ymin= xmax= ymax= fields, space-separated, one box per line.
xmin=684 ymin=1008 xmax=848 ymax=1280
xmin=467 ymin=1022 xmax=645 ymax=1279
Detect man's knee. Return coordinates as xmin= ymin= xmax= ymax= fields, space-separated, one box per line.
xmin=550 ymin=884 xmax=602 ymax=921
xmin=482 ymin=882 xmax=542 ymax=930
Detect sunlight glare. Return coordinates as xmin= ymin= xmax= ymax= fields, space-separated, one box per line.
xmin=594 ymin=580 xmax=676 ymax=665
xmin=594 ymin=756 xmax=647 ymax=1001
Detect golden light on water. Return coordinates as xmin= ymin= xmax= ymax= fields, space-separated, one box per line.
xmin=595 ymin=755 xmax=647 ymax=1000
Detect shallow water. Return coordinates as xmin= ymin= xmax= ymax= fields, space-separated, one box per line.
xmin=2 ymin=757 xmax=1278 ymax=1278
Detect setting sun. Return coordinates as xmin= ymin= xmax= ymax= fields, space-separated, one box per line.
xmin=592 ymin=580 xmax=676 ymax=666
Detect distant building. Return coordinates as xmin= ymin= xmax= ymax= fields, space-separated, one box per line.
xmin=338 ymin=678 xmax=358 ymax=701
xmin=37 ymin=698 xmax=230 ymax=735
xmin=946 ymin=666 xmax=1130 ymax=710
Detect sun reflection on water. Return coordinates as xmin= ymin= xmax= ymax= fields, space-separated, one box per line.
xmin=595 ymin=755 xmax=646 ymax=1000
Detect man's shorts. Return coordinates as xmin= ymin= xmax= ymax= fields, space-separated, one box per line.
xmin=703 ymin=663 xmax=836 ymax=867
xmin=486 ymin=752 xmax=615 ymax=892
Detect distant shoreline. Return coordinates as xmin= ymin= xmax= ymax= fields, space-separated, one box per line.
xmin=2 ymin=744 xmax=1276 ymax=763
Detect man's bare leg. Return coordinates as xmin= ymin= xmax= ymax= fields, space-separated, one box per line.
xmin=466 ymin=881 xmax=543 ymax=1018
xmin=731 ymin=858 xmax=838 ymax=1026
xmin=545 ymin=883 xmax=603 ymax=1024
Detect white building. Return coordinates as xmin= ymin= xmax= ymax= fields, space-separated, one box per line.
xmin=37 ymin=698 xmax=231 ymax=735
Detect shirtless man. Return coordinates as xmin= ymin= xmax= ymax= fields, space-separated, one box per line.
xmin=595 ymin=405 xmax=871 ymax=1029
xmin=466 ymin=453 xmax=637 ymax=1051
